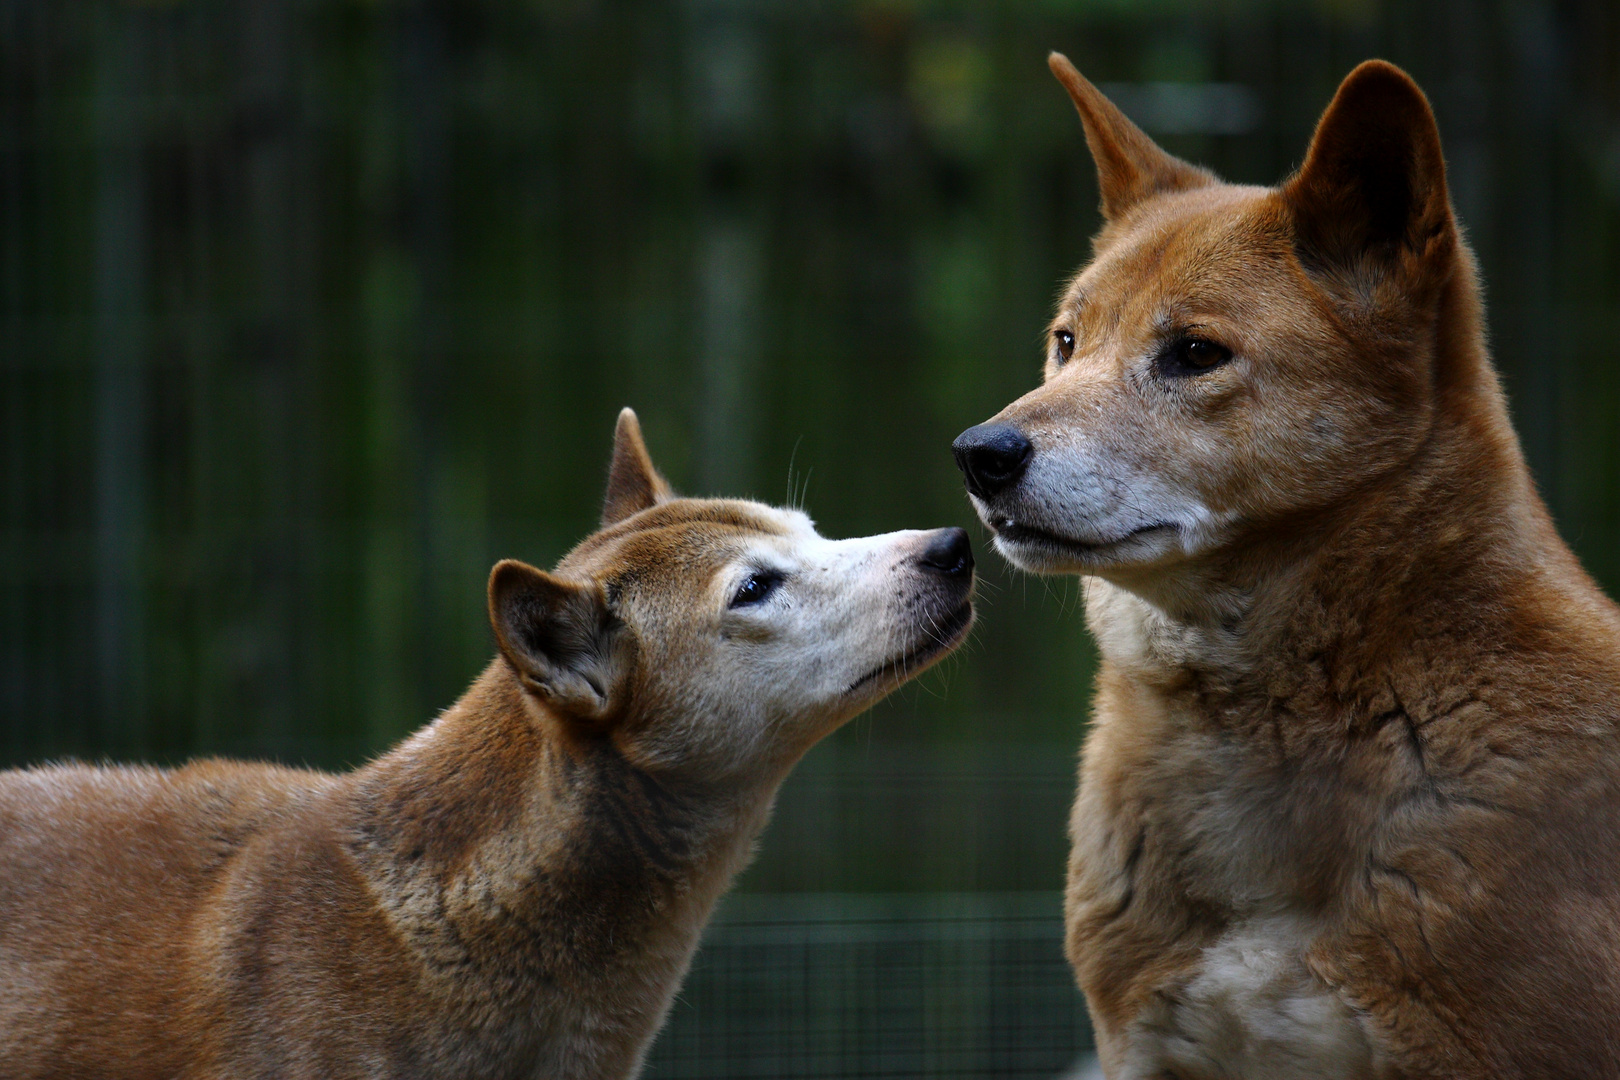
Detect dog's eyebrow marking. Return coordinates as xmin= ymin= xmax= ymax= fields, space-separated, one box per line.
xmin=627 ymin=501 xmax=790 ymax=536
xmin=571 ymin=501 xmax=792 ymax=560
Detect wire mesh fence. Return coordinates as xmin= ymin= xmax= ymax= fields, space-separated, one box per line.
xmin=645 ymin=892 xmax=1092 ymax=1080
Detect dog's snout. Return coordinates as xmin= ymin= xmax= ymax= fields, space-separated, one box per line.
xmin=917 ymin=527 xmax=973 ymax=577
xmin=952 ymin=424 xmax=1033 ymax=499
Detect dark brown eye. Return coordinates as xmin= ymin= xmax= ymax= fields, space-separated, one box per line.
xmin=730 ymin=570 xmax=783 ymax=608
xmin=1053 ymin=329 xmax=1075 ymax=363
xmin=1159 ymin=336 xmax=1232 ymax=377
xmin=1183 ymin=339 xmax=1226 ymax=367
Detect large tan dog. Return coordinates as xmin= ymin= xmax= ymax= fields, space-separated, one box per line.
xmin=954 ymin=56 xmax=1620 ymax=1078
xmin=0 ymin=409 xmax=974 ymax=1080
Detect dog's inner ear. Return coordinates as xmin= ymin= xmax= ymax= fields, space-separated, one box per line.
xmin=1283 ymin=60 xmax=1452 ymax=277
xmin=602 ymin=407 xmax=673 ymax=528
xmin=1048 ymin=52 xmax=1214 ymax=221
xmin=489 ymin=560 xmax=622 ymax=722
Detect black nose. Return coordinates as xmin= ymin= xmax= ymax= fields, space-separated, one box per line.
xmin=917 ymin=527 xmax=973 ymax=577
xmin=952 ymin=423 xmax=1032 ymax=499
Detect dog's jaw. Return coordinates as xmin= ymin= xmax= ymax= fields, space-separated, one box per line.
xmin=968 ymin=487 xmax=1227 ymax=579
xmin=989 ymin=517 xmax=1178 ymax=572
xmin=843 ymin=598 xmax=975 ymax=699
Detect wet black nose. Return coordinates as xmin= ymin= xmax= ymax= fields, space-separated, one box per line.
xmin=917 ymin=527 xmax=973 ymax=577
xmin=952 ymin=423 xmax=1032 ymax=499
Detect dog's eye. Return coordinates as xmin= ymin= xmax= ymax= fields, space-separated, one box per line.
xmin=1053 ymin=329 xmax=1075 ymax=363
xmin=729 ymin=571 xmax=782 ymax=608
xmin=1159 ymin=336 xmax=1232 ymax=377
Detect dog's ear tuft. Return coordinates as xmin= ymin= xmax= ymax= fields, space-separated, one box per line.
xmin=1048 ymin=52 xmax=1214 ymax=221
xmin=602 ymin=408 xmax=673 ymax=528
xmin=489 ymin=560 xmax=623 ymax=722
xmin=1284 ymin=60 xmax=1453 ymax=276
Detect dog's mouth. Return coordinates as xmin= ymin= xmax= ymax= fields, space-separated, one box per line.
xmin=846 ymin=600 xmax=975 ymax=695
xmin=992 ymin=518 xmax=1176 ymax=557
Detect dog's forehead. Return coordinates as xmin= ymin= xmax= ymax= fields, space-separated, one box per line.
xmin=558 ymin=499 xmax=810 ymax=586
xmin=1065 ymin=184 xmax=1284 ymax=316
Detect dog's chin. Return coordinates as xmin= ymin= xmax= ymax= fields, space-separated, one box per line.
xmin=988 ymin=518 xmax=1180 ymax=574
xmin=844 ymin=600 xmax=975 ymax=701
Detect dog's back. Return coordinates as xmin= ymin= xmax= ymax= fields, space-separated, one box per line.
xmin=0 ymin=763 xmax=344 ymax=1077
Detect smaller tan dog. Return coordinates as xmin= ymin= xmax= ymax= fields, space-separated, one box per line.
xmin=0 ymin=409 xmax=975 ymax=1080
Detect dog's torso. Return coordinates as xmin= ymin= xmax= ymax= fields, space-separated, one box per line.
xmin=0 ymin=762 xmax=346 ymax=1078
xmin=1068 ymin=655 xmax=1380 ymax=1080
xmin=1068 ymin=572 xmax=1620 ymax=1080
xmin=0 ymin=725 xmax=762 ymax=1080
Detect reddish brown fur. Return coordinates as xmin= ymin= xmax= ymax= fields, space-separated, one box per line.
xmin=964 ymin=56 xmax=1620 ymax=1078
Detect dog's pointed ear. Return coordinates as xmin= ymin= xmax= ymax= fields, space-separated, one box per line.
xmin=602 ymin=408 xmax=672 ymax=528
xmin=489 ymin=560 xmax=623 ymax=722
xmin=1283 ymin=60 xmax=1453 ymax=276
xmin=1049 ymin=52 xmax=1214 ymax=220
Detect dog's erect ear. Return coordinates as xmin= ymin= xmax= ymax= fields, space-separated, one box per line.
xmin=1283 ymin=60 xmax=1452 ymax=275
xmin=1048 ymin=52 xmax=1214 ymax=220
xmin=602 ymin=408 xmax=672 ymax=528
xmin=489 ymin=560 xmax=623 ymax=722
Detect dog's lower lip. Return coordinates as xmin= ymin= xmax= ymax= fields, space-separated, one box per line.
xmin=846 ymin=600 xmax=974 ymax=694
xmin=995 ymin=519 xmax=1173 ymax=553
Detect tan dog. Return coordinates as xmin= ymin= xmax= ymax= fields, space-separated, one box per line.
xmin=954 ymin=56 xmax=1620 ymax=1079
xmin=0 ymin=409 xmax=974 ymax=1080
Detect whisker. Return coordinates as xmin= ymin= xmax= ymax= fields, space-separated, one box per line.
xmin=784 ymin=436 xmax=805 ymax=509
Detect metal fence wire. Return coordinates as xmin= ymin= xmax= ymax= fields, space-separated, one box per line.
xmin=644 ymin=892 xmax=1093 ymax=1080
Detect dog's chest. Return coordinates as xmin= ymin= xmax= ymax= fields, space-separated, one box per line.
xmin=1068 ymin=684 xmax=1380 ymax=1078
xmin=1102 ymin=916 xmax=1378 ymax=1080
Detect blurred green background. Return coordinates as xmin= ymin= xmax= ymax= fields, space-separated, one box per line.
xmin=4 ymin=0 xmax=1620 ymax=1073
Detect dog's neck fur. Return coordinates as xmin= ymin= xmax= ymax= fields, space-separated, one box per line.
xmin=343 ymin=661 xmax=780 ymax=1078
xmin=1085 ymin=263 xmax=1620 ymax=739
